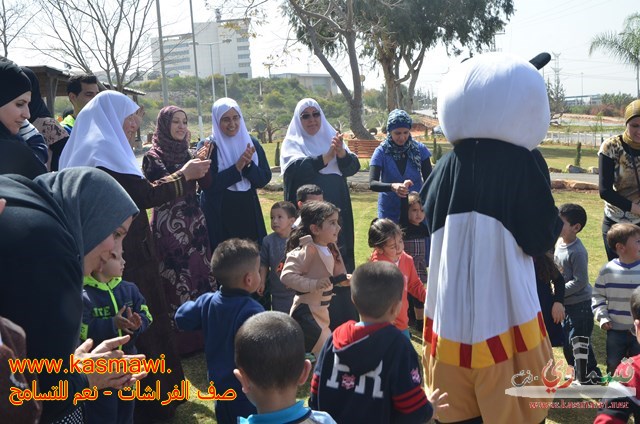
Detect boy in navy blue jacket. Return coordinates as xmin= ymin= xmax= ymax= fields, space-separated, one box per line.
xmin=175 ymin=238 xmax=264 ymax=424
xmin=81 ymin=246 xmax=152 ymax=424
xmin=309 ymin=261 xmax=448 ymax=423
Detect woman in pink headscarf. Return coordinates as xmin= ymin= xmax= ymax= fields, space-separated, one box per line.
xmin=143 ymin=106 xmax=215 ymax=356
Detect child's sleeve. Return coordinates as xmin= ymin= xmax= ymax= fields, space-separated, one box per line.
xmin=174 ymin=294 xmax=208 ymax=331
xmin=390 ymin=339 xmax=433 ymax=423
xmin=80 ymin=291 xmax=118 ymax=343
xmin=260 ymin=238 xmax=271 ymax=269
xmin=132 ymin=287 xmax=152 ymax=336
xmin=407 ymin=260 xmax=426 ymax=303
xmin=281 ymin=247 xmax=327 ymax=293
xmin=550 ymin=270 xmax=565 ymax=304
xmin=592 ymin=269 xmax=611 ymax=327
xmin=309 ymin=335 xmax=333 ymax=411
xmin=564 ymin=249 xmax=589 ymax=296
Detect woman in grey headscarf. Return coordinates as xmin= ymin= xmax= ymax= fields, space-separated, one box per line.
xmin=0 ymin=167 xmax=142 ymax=424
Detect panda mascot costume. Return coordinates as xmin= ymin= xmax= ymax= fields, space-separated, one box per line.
xmin=421 ymin=52 xmax=562 ymax=423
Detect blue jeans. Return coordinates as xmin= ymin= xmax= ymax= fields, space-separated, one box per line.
xmin=606 ymin=329 xmax=640 ymax=375
xmin=563 ymin=300 xmax=601 ymax=382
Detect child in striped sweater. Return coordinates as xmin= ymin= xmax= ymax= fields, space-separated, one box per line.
xmin=593 ymin=223 xmax=640 ymax=374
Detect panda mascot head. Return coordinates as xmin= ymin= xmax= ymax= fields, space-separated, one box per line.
xmin=437 ymin=52 xmax=551 ymax=151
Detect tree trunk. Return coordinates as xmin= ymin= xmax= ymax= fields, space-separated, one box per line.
xmin=379 ymin=45 xmax=397 ymax=112
xmin=288 ymin=0 xmax=373 ymax=140
xmin=636 ymin=63 xmax=639 ymax=99
xmin=405 ymin=45 xmax=426 ymax=113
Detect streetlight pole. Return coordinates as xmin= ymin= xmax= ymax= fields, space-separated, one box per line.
xmin=199 ymin=39 xmax=231 ymax=103
xmin=207 ymin=44 xmax=216 ymax=104
xmin=218 ymin=45 xmax=227 ymax=97
xmin=155 ymin=0 xmax=168 ymax=106
xmin=188 ymin=0 xmax=203 ymax=140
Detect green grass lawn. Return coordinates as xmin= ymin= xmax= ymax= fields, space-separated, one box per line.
xmin=168 ymin=187 xmax=612 ymax=424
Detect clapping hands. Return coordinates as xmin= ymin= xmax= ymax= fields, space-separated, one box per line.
xmin=236 ymin=143 xmax=256 ymax=172
xmin=195 ymin=141 xmax=213 ymax=160
xmin=114 ymin=306 xmax=142 ymax=335
xmin=323 ymin=132 xmax=346 ymax=165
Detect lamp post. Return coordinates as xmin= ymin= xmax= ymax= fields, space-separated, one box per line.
xmin=188 ymin=0 xmax=203 ymax=140
xmin=198 ymin=39 xmax=231 ymax=106
xmin=223 ymin=69 xmax=227 ymax=97
xmin=208 ymin=44 xmax=216 ymax=103
xmin=155 ymin=0 xmax=168 ymax=106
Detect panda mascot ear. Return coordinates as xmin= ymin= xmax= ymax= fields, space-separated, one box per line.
xmin=460 ymin=52 xmax=551 ymax=69
xmin=529 ymin=53 xmax=551 ymax=70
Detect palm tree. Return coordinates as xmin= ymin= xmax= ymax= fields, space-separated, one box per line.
xmin=589 ymin=13 xmax=640 ymax=98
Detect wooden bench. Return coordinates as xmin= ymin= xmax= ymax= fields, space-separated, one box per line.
xmin=347 ymin=139 xmax=381 ymax=159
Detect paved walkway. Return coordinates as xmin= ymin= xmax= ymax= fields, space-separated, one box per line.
xmin=135 ymin=153 xmax=599 ymax=191
xmin=263 ymin=170 xmax=599 ymax=191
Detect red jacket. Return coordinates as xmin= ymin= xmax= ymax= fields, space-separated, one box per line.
xmin=370 ymin=250 xmax=426 ymax=331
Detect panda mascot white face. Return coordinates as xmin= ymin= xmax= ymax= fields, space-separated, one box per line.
xmin=422 ymin=52 xmax=560 ymax=424
xmin=437 ymin=52 xmax=550 ymax=151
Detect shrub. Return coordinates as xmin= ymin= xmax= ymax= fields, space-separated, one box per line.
xmin=432 ymin=139 xmax=443 ymax=164
xmin=183 ymin=95 xmax=197 ymax=108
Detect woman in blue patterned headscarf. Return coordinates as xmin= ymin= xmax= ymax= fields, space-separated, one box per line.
xmin=369 ymin=109 xmax=432 ymax=222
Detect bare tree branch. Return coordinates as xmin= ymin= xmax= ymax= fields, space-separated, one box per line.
xmin=34 ymin=0 xmax=155 ymax=91
xmin=0 ymin=0 xmax=38 ymax=58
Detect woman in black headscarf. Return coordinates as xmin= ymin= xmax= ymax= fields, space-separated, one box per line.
xmin=0 ymin=167 xmax=141 ymax=424
xmin=0 ymin=59 xmax=47 ymax=178
xmin=21 ymin=67 xmax=70 ymax=171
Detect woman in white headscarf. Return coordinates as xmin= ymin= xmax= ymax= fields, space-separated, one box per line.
xmin=281 ymin=98 xmax=360 ymax=328
xmin=197 ymin=97 xmax=272 ymax=251
xmin=59 ymin=90 xmax=211 ymax=422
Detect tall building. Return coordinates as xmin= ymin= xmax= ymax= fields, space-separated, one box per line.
xmin=150 ymin=17 xmax=251 ymax=79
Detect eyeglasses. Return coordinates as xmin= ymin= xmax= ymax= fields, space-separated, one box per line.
xmin=220 ymin=115 xmax=241 ymax=124
xmin=300 ymin=112 xmax=321 ymax=120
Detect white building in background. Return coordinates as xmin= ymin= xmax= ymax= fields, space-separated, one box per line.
xmin=150 ymin=17 xmax=251 ymax=79
xmin=272 ymin=73 xmax=338 ymax=96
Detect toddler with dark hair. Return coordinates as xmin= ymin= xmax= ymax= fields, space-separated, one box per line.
xmin=555 ymin=203 xmax=601 ymax=383
xmin=175 ymin=238 xmax=264 ymax=424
